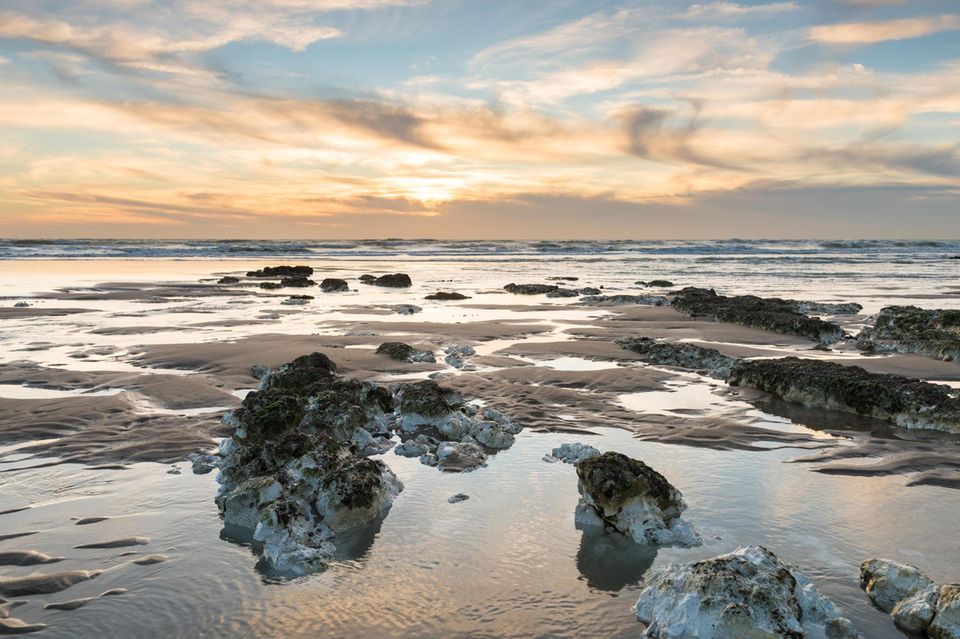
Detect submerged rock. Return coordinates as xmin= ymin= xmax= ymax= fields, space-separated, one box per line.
xmin=617 ymin=337 xmax=739 ymax=380
xmin=857 ymin=305 xmax=960 ymax=361
xmin=247 ymin=265 xmax=313 ymax=278
xmin=503 ymin=283 xmax=559 ymax=295
xmin=861 ymin=558 xmax=960 ymax=637
xmin=425 ymin=292 xmax=470 ymax=300
xmin=729 ymin=357 xmax=960 ymax=433
xmin=375 ymin=342 xmax=436 ymax=364
xmin=216 ymin=276 xmax=240 ymax=285
xmin=672 ymin=287 xmax=847 ymax=345
xmin=575 ymin=452 xmax=700 ymax=547
xmin=634 ymin=546 xmax=860 ymax=638
xmin=369 ymin=273 xmax=412 ymax=288
xmin=319 ymin=278 xmax=349 ymax=293
xmin=637 ymin=280 xmax=674 ymax=287
xmin=545 ymin=442 xmax=600 ymax=464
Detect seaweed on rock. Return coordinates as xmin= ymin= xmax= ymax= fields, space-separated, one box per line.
xmin=857 ymin=305 xmax=960 ymax=361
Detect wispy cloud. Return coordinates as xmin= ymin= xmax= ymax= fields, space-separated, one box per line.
xmin=809 ymin=15 xmax=960 ymax=44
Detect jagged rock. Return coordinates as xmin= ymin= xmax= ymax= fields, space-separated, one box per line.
xmin=217 ymin=276 xmax=240 ymax=284
xmin=425 ymin=292 xmax=470 ymax=300
xmin=634 ymin=546 xmax=860 ymax=638
xmin=617 ymin=337 xmax=739 ymax=380
xmin=637 ymin=280 xmax=674 ymax=287
xmin=857 ymin=306 xmax=960 ymax=361
xmin=444 ymin=345 xmax=476 ymax=370
xmin=580 ymin=295 xmax=669 ymax=306
xmin=368 ymin=273 xmax=412 ymax=288
xmin=259 ymin=282 xmax=283 ymax=290
xmin=279 ymin=276 xmax=315 ymax=288
xmin=672 ymin=287 xmax=847 ymax=345
xmin=575 ymin=452 xmax=700 ymax=547
xmin=247 ymin=266 xmax=313 ymax=278
xmin=793 ymin=301 xmax=863 ymax=315
xmin=391 ymin=304 xmax=422 ymax=315
xmin=503 ymin=283 xmax=559 ymax=295
xmin=319 ymin=278 xmax=349 ymax=293
xmin=545 ymin=442 xmax=600 ymax=464
xmin=729 ymin=357 xmax=960 ymax=434
xmin=375 ymin=342 xmax=436 ymax=363
xmin=216 ymin=352 xmax=402 ymax=576
xmin=860 ymin=558 xmax=959 ymax=638
xmin=546 ymin=288 xmax=580 ymax=298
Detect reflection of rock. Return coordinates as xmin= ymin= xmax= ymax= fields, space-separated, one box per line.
xmin=544 ymin=442 xmax=600 ymax=464
xmin=376 ymin=342 xmax=436 ymax=363
xmin=672 ymin=287 xmax=847 ymax=345
xmin=575 ymin=452 xmax=700 ymax=547
xmin=634 ymin=546 xmax=860 ymax=638
xmin=861 ymin=558 xmax=960 ymax=637
xmin=729 ymin=357 xmax=960 ymax=434
xmin=857 ymin=305 xmax=960 ymax=361
xmin=617 ymin=337 xmax=739 ymax=380
xmin=576 ymin=527 xmax=657 ymax=591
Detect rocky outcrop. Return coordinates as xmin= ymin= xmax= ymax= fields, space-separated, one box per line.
xmin=217 ymin=276 xmax=240 ymax=284
xmin=637 ymin=280 xmax=674 ymax=287
xmin=634 ymin=546 xmax=860 ymax=638
xmin=575 ymin=452 xmax=700 ymax=547
xmin=375 ymin=342 xmax=436 ymax=363
xmin=580 ymin=295 xmax=669 ymax=306
xmin=544 ymin=442 xmax=600 ymax=464
xmin=729 ymin=357 xmax=960 ymax=433
xmin=617 ymin=337 xmax=739 ymax=379
xmin=215 ymin=353 xmax=402 ymax=576
xmin=503 ymin=283 xmax=559 ymax=295
xmin=319 ymin=278 xmax=349 ymax=292
xmin=857 ymin=305 xmax=960 ymax=361
xmin=246 ymin=265 xmax=313 ymax=278
xmin=368 ymin=273 xmax=412 ymax=288
xmin=279 ymin=276 xmax=315 ymax=288
xmin=861 ymin=558 xmax=959 ymax=638
xmin=672 ymin=287 xmax=847 ymax=345
xmin=425 ymin=292 xmax=470 ymax=300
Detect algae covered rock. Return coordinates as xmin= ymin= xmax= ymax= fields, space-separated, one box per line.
xmin=575 ymin=452 xmax=700 ymax=547
xmin=634 ymin=546 xmax=860 ymax=638
xmin=617 ymin=337 xmax=739 ymax=380
xmin=857 ymin=305 xmax=960 ymax=361
xmin=376 ymin=342 xmax=436 ymax=364
xmin=672 ymin=287 xmax=847 ymax=345
xmin=729 ymin=357 xmax=960 ymax=434
xmin=861 ymin=558 xmax=960 ymax=638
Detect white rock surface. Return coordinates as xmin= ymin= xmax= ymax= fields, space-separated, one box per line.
xmin=861 ymin=558 xmax=960 ymax=638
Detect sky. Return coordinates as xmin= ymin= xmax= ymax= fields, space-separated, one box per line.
xmin=0 ymin=0 xmax=958 ymax=239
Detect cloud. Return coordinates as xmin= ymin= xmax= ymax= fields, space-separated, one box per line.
xmin=681 ymin=2 xmax=799 ymax=19
xmin=809 ymin=14 xmax=960 ymax=44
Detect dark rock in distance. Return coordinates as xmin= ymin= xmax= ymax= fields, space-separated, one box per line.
xmin=368 ymin=273 xmax=412 ymax=288
xmin=247 ymin=265 xmax=313 ymax=278
xmin=260 ymin=282 xmax=283 ymax=290
xmin=217 ymin=276 xmax=240 ymax=284
xmin=425 ymin=292 xmax=471 ymax=300
xmin=320 ymin=278 xmax=349 ymax=293
xmin=503 ymin=283 xmax=559 ymax=295
xmin=280 ymin=276 xmax=316 ymax=288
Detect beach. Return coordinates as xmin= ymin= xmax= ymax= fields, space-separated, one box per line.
xmin=1 ymin=240 xmax=959 ymax=637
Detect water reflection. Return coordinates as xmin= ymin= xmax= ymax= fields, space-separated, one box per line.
xmin=576 ymin=529 xmax=658 ymax=592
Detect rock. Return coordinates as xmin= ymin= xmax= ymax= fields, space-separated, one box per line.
xmin=246 ymin=265 xmax=313 ymax=278
xmin=793 ymin=301 xmax=863 ymax=315
xmin=637 ymin=280 xmax=674 ymax=287
xmin=425 ymin=292 xmax=470 ymax=300
xmin=12 ymin=302 xmax=29 ymax=308
xmin=166 ymin=466 xmax=181 ymax=475
xmin=672 ymin=287 xmax=847 ymax=345
xmin=259 ymin=282 xmax=283 ymax=290
xmin=547 ymin=276 xmax=579 ymax=281
xmin=216 ymin=352 xmax=402 ymax=576
xmin=320 ymin=278 xmax=349 ymax=293
xmin=575 ymin=452 xmax=700 ymax=547
xmin=546 ymin=442 xmax=600 ymax=464
xmin=617 ymin=337 xmax=739 ymax=380
xmin=250 ymin=363 xmax=270 ymax=379
xmin=448 ymin=493 xmax=469 ymax=503
xmin=728 ymin=357 xmax=960 ymax=433
xmin=580 ymin=295 xmax=669 ymax=305
xmin=634 ymin=546 xmax=860 ymax=638
xmin=394 ymin=436 xmax=432 ymax=457
xmin=188 ymin=452 xmax=219 ymax=475
xmin=436 ymin=441 xmax=487 ymax=472
xmin=861 ymin=558 xmax=960 ymax=638
xmin=503 ymin=283 xmax=559 ymax=295
xmin=391 ymin=304 xmax=422 ymax=315
xmin=857 ymin=305 xmax=960 ymax=361
xmin=279 ymin=276 xmax=316 ymax=288
xmin=281 ymin=295 xmax=313 ymax=305
xmin=216 ymin=276 xmax=240 ymax=284
xmin=444 ymin=345 xmax=476 ymax=370
xmin=545 ymin=288 xmax=580 ymax=298
xmin=375 ymin=342 xmax=436 ymax=363
xmin=578 ymin=287 xmax=601 ymax=296
xmin=368 ymin=273 xmax=412 ymax=288
xmin=358 ymin=274 xmax=376 ymax=282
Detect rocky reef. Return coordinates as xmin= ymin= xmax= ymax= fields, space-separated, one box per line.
xmin=728 ymin=357 xmax=960 ymax=433
xmin=634 ymin=546 xmax=860 ymax=638
xmin=617 ymin=337 xmax=739 ymax=380
xmin=504 ymin=283 xmax=559 ymax=295
xmin=215 ymin=353 xmax=402 ymax=576
xmin=672 ymin=287 xmax=847 ymax=344
xmin=574 ymin=452 xmax=700 ymax=547
xmin=375 ymin=342 xmax=436 ymax=363
xmin=860 ymin=558 xmax=959 ymax=637
xmin=857 ymin=305 xmax=960 ymax=361
xmin=246 ymin=265 xmax=313 ymax=278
